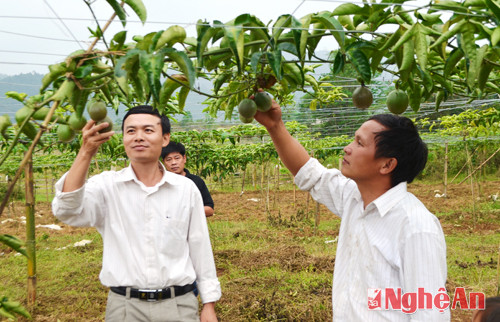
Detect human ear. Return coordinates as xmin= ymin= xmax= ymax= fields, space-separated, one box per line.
xmin=380 ymin=157 xmax=397 ymax=175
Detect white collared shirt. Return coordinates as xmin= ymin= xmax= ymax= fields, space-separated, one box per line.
xmin=52 ymin=163 xmax=221 ymax=304
xmin=295 ymin=158 xmax=449 ymax=321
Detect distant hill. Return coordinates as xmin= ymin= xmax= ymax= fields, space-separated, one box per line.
xmin=0 ymin=72 xmax=44 ymax=119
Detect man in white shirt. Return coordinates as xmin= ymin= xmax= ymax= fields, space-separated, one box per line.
xmin=253 ymin=96 xmax=449 ymax=321
xmin=52 ymin=105 xmax=221 ymax=322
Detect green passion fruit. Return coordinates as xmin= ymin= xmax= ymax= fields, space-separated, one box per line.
xmin=386 ymin=89 xmax=409 ymax=114
xmin=96 ymin=116 xmax=113 ymax=133
xmin=88 ymin=101 xmax=107 ymax=122
xmin=238 ymin=98 xmax=257 ymax=118
xmin=239 ymin=114 xmax=254 ymax=123
xmin=254 ymin=92 xmax=272 ymax=112
xmin=352 ymin=86 xmax=373 ymax=110
xmin=68 ymin=113 xmax=88 ymax=131
xmin=57 ymin=124 xmax=76 ymax=143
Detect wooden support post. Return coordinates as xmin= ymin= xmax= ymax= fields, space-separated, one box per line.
xmin=24 ymin=153 xmax=36 ymax=306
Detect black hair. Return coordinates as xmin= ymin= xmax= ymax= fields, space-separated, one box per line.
xmin=121 ymin=105 xmax=170 ymax=134
xmin=368 ymin=114 xmax=428 ymax=187
xmin=161 ymin=141 xmax=186 ymax=160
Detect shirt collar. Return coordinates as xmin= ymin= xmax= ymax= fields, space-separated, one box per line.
xmin=115 ymin=162 xmax=184 ymax=186
xmin=371 ymin=181 xmax=408 ymax=217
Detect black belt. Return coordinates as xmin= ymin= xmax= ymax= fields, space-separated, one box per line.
xmin=110 ymin=283 xmax=195 ymax=301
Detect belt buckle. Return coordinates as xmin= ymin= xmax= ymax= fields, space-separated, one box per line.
xmin=138 ymin=289 xmax=162 ymax=302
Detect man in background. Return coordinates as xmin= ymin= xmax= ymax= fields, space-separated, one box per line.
xmin=162 ymin=141 xmax=215 ymax=217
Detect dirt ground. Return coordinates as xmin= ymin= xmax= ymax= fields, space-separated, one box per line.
xmin=1 ymin=180 xmax=499 ymax=321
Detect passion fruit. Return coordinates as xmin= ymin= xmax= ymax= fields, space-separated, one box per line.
xmin=239 ymin=114 xmax=254 ymax=123
xmin=57 ymin=124 xmax=76 ymax=143
xmin=386 ymin=89 xmax=409 ymax=114
xmin=254 ymin=92 xmax=272 ymax=112
xmin=88 ymin=101 xmax=107 ymax=122
xmin=68 ymin=113 xmax=87 ymax=131
xmin=352 ymin=85 xmax=373 ymax=110
xmin=96 ymin=116 xmax=113 ymax=133
xmin=238 ymin=98 xmax=257 ymax=118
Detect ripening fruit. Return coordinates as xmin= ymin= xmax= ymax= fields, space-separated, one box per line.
xmin=88 ymin=101 xmax=107 ymax=121
xmin=239 ymin=114 xmax=254 ymax=123
xmin=68 ymin=113 xmax=87 ymax=131
xmin=352 ymin=85 xmax=373 ymax=109
xmin=238 ymin=98 xmax=257 ymax=118
xmin=57 ymin=124 xmax=76 ymax=143
xmin=96 ymin=116 xmax=113 ymax=133
xmin=254 ymin=92 xmax=272 ymax=112
xmin=386 ymin=89 xmax=409 ymax=114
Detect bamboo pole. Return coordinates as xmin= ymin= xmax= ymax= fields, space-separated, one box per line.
xmin=458 ymin=145 xmax=500 ymax=185
xmin=252 ymin=163 xmax=256 ymax=189
xmin=314 ymin=202 xmax=320 ymax=235
xmin=240 ymin=167 xmax=246 ymax=196
xmin=24 ymin=153 xmax=36 ymax=306
xmin=464 ymin=142 xmax=476 ymax=227
xmin=443 ymin=142 xmax=448 ymax=197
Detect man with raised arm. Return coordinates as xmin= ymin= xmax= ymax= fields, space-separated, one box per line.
xmin=253 ymin=95 xmax=449 ymax=321
xmin=52 ymin=105 xmax=220 ymax=322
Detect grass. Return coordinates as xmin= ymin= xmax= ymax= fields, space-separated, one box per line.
xmin=1 ymin=180 xmax=499 ymax=321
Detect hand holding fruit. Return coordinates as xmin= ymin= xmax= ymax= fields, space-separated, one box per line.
xmin=79 ymin=119 xmax=114 ymax=158
xmin=252 ymin=90 xmax=283 ymax=130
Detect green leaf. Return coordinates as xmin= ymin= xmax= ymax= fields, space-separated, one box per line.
xmin=4 ymin=91 xmax=27 ymax=103
xmin=110 ymin=30 xmax=127 ymax=51
xmin=177 ymin=86 xmax=190 ymax=111
xmin=417 ymin=65 xmax=434 ymax=92
xmin=0 ymin=234 xmax=26 ymax=257
xmin=250 ymin=52 xmax=264 ymax=73
xmin=431 ymin=0 xmax=468 ymax=13
xmin=272 ymin=14 xmax=293 ymax=41
xmin=485 ymin=0 xmax=500 ymax=20
xmin=74 ymin=64 xmax=93 ymax=79
xmin=332 ymin=3 xmax=368 ymax=15
xmin=139 ymin=52 xmax=164 ymax=102
xmin=400 ymin=40 xmax=414 ymax=74
xmin=392 ymin=24 xmax=416 ymax=51
xmin=162 ymin=48 xmax=196 ymax=87
xmin=348 ymin=48 xmax=371 ymax=83
xmin=415 ymin=12 xmax=442 ymax=25
xmin=312 ymin=12 xmax=345 ymax=48
xmin=429 ymin=20 xmax=466 ymax=50
xmin=444 ymin=47 xmax=464 ymax=77
xmin=105 ymin=0 xmax=127 ymax=27
xmin=278 ymin=42 xmax=298 ymax=56
xmin=266 ymin=50 xmax=282 ymax=81
xmin=332 ymin=51 xmax=345 ymax=74
xmin=491 ymin=26 xmax=500 ymax=46
xmin=299 ymin=14 xmax=312 ymax=66
xmin=224 ymin=25 xmax=245 ymax=73
xmin=124 ymin=0 xmax=147 ymax=24
xmin=196 ymin=21 xmax=219 ymax=67
xmin=234 ymin=13 xmax=270 ymax=44
xmin=414 ymin=24 xmax=428 ymax=70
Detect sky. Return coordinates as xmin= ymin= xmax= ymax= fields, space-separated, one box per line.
xmin=0 ymin=0 xmax=351 ymax=76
